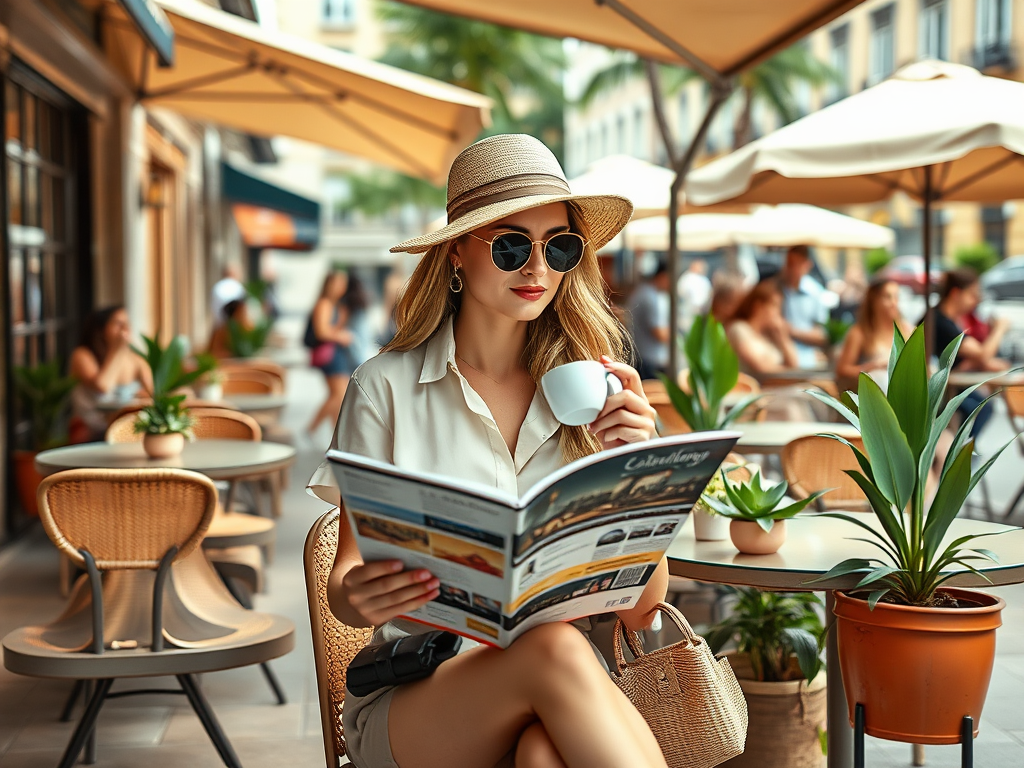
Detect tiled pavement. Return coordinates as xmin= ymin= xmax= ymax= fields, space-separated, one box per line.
xmin=2 ymin=366 xmax=1024 ymax=767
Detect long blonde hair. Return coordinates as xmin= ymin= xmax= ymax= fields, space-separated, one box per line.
xmin=383 ymin=202 xmax=628 ymax=463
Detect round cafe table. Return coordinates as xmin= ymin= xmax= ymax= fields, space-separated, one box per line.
xmin=35 ymin=440 xmax=294 ymax=548
xmin=735 ymin=420 xmax=860 ymax=455
xmin=666 ymin=512 xmax=1024 ymax=768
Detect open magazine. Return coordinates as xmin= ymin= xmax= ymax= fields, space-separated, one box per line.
xmin=327 ymin=431 xmax=739 ymax=648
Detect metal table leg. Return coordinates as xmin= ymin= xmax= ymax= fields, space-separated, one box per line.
xmin=827 ymin=592 xmax=852 ymax=768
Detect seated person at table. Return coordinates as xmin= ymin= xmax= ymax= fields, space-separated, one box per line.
xmin=709 ymin=273 xmax=745 ymax=325
xmin=308 ymin=134 xmax=669 ymax=768
xmin=835 ymin=278 xmax=914 ymax=393
xmin=206 ymin=299 xmax=252 ymax=360
xmin=777 ymin=245 xmax=829 ymax=369
xmin=69 ymin=306 xmax=152 ymax=442
xmin=925 ymin=268 xmax=1010 ymax=439
xmin=727 ymin=280 xmax=800 ymax=375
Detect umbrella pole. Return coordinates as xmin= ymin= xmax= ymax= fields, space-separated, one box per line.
xmin=923 ymin=165 xmax=934 ymax=361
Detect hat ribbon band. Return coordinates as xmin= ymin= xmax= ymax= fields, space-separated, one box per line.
xmin=447 ymin=173 xmax=571 ymax=222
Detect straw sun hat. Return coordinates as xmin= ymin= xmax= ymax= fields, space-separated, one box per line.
xmin=390 ymin=134 xmax=634 ymax=254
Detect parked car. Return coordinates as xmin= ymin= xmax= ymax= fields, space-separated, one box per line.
xmin=981 ymin=255 xmax=1024 ymax=301
xmin=879 ymin=255 xmax=944 ymax=295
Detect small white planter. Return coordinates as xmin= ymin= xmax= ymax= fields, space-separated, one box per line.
xmin=197 ymin=383 xmax=223 ymax=401
xmin=143 ymin=432 xmax=185 ymax=459
xmin=692 ymin=501 xmax=731 ymax=541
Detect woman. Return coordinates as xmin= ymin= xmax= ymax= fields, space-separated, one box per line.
xmin=307 ymin=135 xmax=667 ymax=768
xmin=307 ymin=270 xmax=357 ymax=436
xmin=206 ymin=299 xmax=252 ymax=360
xmin=835 ymin=279 xmax=914 ymax=392
xmin=726 ymin=280 xmax=800 ymax=375
xmin=69 ymin=306 xmax=152 ymax=442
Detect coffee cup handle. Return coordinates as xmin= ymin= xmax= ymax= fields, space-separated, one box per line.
xmin=605 ymin=373 xmax=623 ymax=398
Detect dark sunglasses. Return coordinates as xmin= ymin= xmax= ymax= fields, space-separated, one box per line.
xmin=468 ymin=231 xmax=587 ymax=273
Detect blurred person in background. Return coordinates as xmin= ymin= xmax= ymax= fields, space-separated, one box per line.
xmin=626 ymin=261 xmax=670 ymax=380
xmin=307 ymin=270 xmax=357 ymax=436
xmin=210 ymin=263 xmax=246 ymax=328
xmin=69 ymin=306 xmax=152 ymax=442
xmin=727 ymin=280 xmax=800 ymax=375
xmin=777 ymin=245 xmax=829 ymax=368
xmin=677 ymin=259 xmax=712 ymax=332
xmin=343 ymin=273 xmax=372 ymax=369
xmin=927 ymin=268 xmax=1010 ymax=439
xmin=206 ymin=299 xmax=252 ymax=360
xmin=709 ymin=273 xmax=746 ymax=325
xmin=835 ymin=279 xmax=913 ymax=393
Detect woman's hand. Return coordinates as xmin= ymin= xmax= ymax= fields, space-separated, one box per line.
xmin=588 ymin=356 xmax=657 ymax=449
xmin=340 ymin=560 xmax=440 ymax=627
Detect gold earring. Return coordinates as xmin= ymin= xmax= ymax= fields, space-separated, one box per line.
xmin=450 ymin=268 xmax=463 ymax=294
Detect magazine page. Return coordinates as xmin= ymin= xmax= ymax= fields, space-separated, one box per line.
xmin=501 ymin=433 xmax=738 ymax=643
xmin=330 ymin=458 xmax=520 ymax=645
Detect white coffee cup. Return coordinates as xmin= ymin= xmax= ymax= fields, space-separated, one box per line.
xmin=541 ymin=361 xmax=624 ymax=426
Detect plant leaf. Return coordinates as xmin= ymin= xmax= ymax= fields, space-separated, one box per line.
xmin=969 ymin=435 xmax=1020 ymax=495
xmin=855 ymin=565 xmax=900 ymax=588
xmin=886 ymin=324 xmax=929 ymax=458
xmin=719 ymin=393 xmax=763 ymax=428
xmin=887 ymin=321 xmax=906 ymax=382
xmin=770 ymin=490 xmax=829 ymax=519
xmin=756 ymin=517 xmax=775 ymax=533
xmin=923 ymin=442 xmax=974 ymax=566
xmin=659 ymin=373 xmax=702 ymax=431
xmin=867 ymin=589 xmax=890 ymax=610
xmin=844 ymin=471 xmax=910 ymax=564
xmin=856 ymin=373 xmax=916 ymax=512
xmin=927 ymin=334 xmax=963 ymax=421
xmin=780 ymin=627 xmax=822 ymax=681
xmin=803 ymin=389 xmax=860 ymax=431
xmin=804 ymin=557 xmax=874 ymax=585
xmin=817 ymin=433 xmax=875 ymax=484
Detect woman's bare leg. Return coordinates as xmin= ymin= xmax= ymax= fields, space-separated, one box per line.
xmin=515 ymin=723 xmax=568 ymax=768
xmin=308 ymin=373 xmax=350 ymax=434
xmin=388 ymin=622 xmax=668 ymax=768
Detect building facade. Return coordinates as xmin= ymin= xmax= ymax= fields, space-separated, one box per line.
xmin=564 ymin=0 xmax=1024 ymax=268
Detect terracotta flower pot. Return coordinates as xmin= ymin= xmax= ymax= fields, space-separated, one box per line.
xmin=722 ymin=654 xmax=827 ymax=768
xmin=693 ymin=501 xmax=731 ymax=541
xmin=143 ymin=432 xmax=185 ymax=459
xmin=12 ymin=450 xmax=43 ymax=516
xmin=730 ymin=520 xmax=786 ymax=555
xmin=833 ymin=588 xmax=1004 ymax=744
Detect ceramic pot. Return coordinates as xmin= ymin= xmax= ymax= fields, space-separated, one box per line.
xmin=12 ymin=450 xmax=43 ymax=516
xmin=197 ymin=382 xmax=223 ymax=401
xmin=833 ymin=588 xmax=1003 ymax=744
xmin=722 ymin=653 xmax=827 ymax=768
xmin=730 ymin=520 xmax=786 ymax=555
xmin=143 ymin=432 xmax=185 ymax=459
xmin=692 ymin=502 xmax=731 ymax=541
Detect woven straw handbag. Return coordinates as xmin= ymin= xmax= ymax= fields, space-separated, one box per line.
xmin=612 ymin=602 xmax=748 ymax=768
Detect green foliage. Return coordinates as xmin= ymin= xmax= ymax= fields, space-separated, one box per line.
xmin=864 ymin=247 xmax=893 ymax=275
xmin=702 ymin=469 xmax=827 ymax=532
xmin=132 ymin=335 xmax=214 ymax=436
xmin=334 ymin=171 xmax=446 ymax=220
xmin=822 ymin=318 xmax=852 ymax=346
xmin=226 ymin=319 xmax=273 ymax=359
xmin=194 ymin=353 xmax=222 ymax=385
xmin=807 ymin=324 xmax=1021 ymax=607
xmin=954 ymin=243 xmax=999 ymax=275
xmin=577 ymin=53 xmax=696 ymax=109
xmin=705 ymin=587 xmax=825 ymax=683
xmin=659 ymin=314 xmax=761 ymax=431
xmin=133 ymin=394 xmax=193 ymax=437
xmin=12 ymin=361 xmax=77 ymax=451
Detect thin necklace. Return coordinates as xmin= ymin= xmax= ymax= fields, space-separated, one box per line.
xmin=456 ymin=353 xmax=503 ymax=385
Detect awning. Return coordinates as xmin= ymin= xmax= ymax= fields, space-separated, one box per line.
xmin=99 ymin=0 xmax=491 ymax=183
xmin=223 ymin=163 xmax=320 ymax=251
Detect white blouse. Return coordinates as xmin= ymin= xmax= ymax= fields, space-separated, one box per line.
xmin=307 ymin=315 xmax=565 ymax=507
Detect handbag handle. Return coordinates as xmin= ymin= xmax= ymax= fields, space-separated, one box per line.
xmin=612 ymin=602 xmax=702 ymax=673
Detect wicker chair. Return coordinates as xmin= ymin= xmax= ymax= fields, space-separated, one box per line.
xmin=221 ymin=359 xmax=287 ymax=392
xmin=221 ymin=367 xmax=282 ymax=396
xmin=781 ymin=434 xmax=870 ymax=511
xmin=105 ymin=406 xmax=263 ymax=444
xmin=304 ymin=509 xmax=374 ymax=768
xmin=2 ymin=468 xmax=294 ymax=768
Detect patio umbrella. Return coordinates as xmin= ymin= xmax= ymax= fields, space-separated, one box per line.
xmin=100 ymin=0 xmax=491 ymax=183
xmin=624 ymin=205 xmax=895 ymax=251
xmin=685 ymin=60 xmax=1024 ymax=349
xmin=393 ymin=0 xmax=869 ymax=373
xmin=569 ymin=155 xmax=678 ymax=219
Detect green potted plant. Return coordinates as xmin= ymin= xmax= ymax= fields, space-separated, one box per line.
xmin=808 ymin=323 xmax=1018 ymax=744
xmin=133 ymin=335 xmax=214 ymax=458
xmin=11 ymin=361 xmax=77 ymax=515
xmin=694 ymin=459 xmax=751 ymax=541
xmin=227 ymin=317 xmax=273 ymax=359
xmin=706 ymin=588 xmax=827 ymax=768
xmin=701 ymin=469 xmax=827 ymax=555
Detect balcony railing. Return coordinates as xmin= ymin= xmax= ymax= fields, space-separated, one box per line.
xmin=969 ymin=42 xmax=1018 ymax=71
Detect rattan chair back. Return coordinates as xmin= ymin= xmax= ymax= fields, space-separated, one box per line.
xmin=106 ymin=407 xmax=261 ymax=444
xmin=37 ymin=468 xmax=217 ymax=570
xmin=1004 ymin=386 xmax=1024 ymax=422
xmin=221 ymin=360 xmax=286 ymax=391
xmin=221 ymin=368 xmax=282 ymax=396
xmin=782 ymin=434 xmax=869 ymax=510
xmin=304 ymin=509 xmax=374 ymax=767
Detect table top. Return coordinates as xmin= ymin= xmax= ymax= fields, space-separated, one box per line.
xmin=667 ymin=512 xmax=1024 ymax=590
xmin=734 ymin=420 xmax=860 ymax=453
xmin=97 ymin=394 xmax=288 ymax=414
xmin=204 ymin=511 xmax=276 ymax=549
xmin=946 ymin=371 xmax=1024 ymax=389
xmin=35 ymin=440 xmax=296 ymax=481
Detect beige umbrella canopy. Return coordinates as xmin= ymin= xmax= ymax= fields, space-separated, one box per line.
xmin=99 ymin=0 xmax=491 ymax=183
xmin=685 ymin=61 xmax=1024 ymax=207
